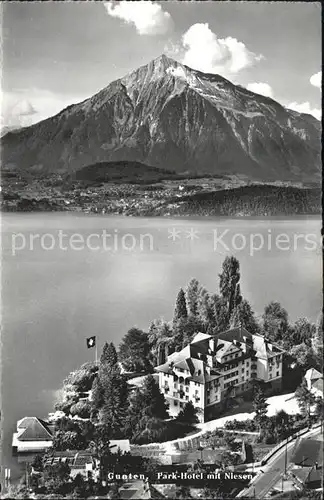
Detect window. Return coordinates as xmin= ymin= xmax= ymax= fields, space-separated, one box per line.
xmin=186 ymin=387 xmax=189 ymax=392
xmin=246 ymin=362 xmax=249 ymax=367
xmin=276 ymin=371 xmax=279 ymax=377
xmin=186 ymin=396 xmax=189 ymax=401
xmin=235 ymin=354 xmax=239 ymax=358
xmin=173 ymin=392 xmax=177 ymax=397
xmin=269 ymin=374 xmax=272 ymax=379
xmin=246 ymin=372 xmax=249 ymax=377
xmin=174 ymin=383 xmax=177 ymax=388
xmin=207 ymin=398 xmax=210 ymax=404
xmin=180 ymin=403 xmax=184 ymax=408
xmin=174 ymin=401 xmax=178 ymax=406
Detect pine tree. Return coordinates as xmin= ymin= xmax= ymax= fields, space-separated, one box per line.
xmin=173 ymin=288 xmax=188 ymax=325
xmin=219 ymin=256 xmax=242 ymax=319
xmin=185 ymin=278 xmax=200 ymax=316
xmin=99 ymin=365 xmax=129 ymax=437
xmin=253 ymin=385 xmax=268 ymax=432
xmin=100 ymin=342 xmax=118 ymax=368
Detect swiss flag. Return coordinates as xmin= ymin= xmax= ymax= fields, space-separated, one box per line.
xmin=86 ymin=336 xmax=96 ymax=349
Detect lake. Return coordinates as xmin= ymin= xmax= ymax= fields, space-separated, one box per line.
xmin=0 ymin=213 xmax=322 ymax=481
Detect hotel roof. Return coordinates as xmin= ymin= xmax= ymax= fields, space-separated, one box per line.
xmin=216 ymin=327 xmax=253 ymax=343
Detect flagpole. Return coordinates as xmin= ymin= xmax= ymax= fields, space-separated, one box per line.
xmin=95 ymin=339 xmax=98 ymax=365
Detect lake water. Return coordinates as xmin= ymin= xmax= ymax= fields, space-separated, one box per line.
xmin=0 ymin=213 xmax=322 ymax=482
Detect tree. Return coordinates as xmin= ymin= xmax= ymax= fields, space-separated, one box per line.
xmin=99 ymin=365 xmax=129 ymax=436
xmin=272 ymin=410 xmax=291 ymax=441
xmin=197 ymin=287 xmax=215 ymax=331
xmin=89 ymin=423 xmax=114 ymax=480
xmin=288 ymin=318 xmax=316 ymax=347
xmin=185 ymin=278 xmax=200 ymax=316
xmin=43 ymin=462 xmax=71 ymax=495
xmin=140 ymin=375 xmax=169 ymax=420
xmin=31 ymin=453 xmax=44 ymax=472
xmin=253 ymin=384 xmax=268 ymax=431
xmin=52 ymin=417 xmax=92 ymax=451
xmin=314 ymin=397 xmax=324 ymax=429
xmin=176 ymin=401 xmax=199 ymax=425
xmin=124 ymin=375 xmax=169 ymax=441
xmin=229 ymin=299 xmax=260 ymax=334
xmin=100 ymin=342 xmax=118 ymax=368
xmin=70 ymin=400 xmax=92 ymax=419
xmin=172 ymin=315 xmax=203 ymax=351
xmin=119 ymin=328 xmax=151 ymax=372
xmin=148 ymin=319 xmax=173 ymax=366
xmin=72 ymin=473 xmax=87 ymax=499
xmin=175 ymin=486 xmax=192 ymax=499
xmin=91 ymin=376 xmax=105 ymax=418
xmin=262 ymin=301 xmax=289 ymax=343
xmin=173 ymin=288 xmax=188 ymax=326
xmin=290 ymin=344 xmax=316 ymax=370
xmin=210 ymin=294 xmax=229 ymax=332
xmin=312 ymin=313 xmax=323 ymax=369
xmin=295 ymin=379 xmax=316 ymax=421
xmin=219 ymin=256 xmax=242 ymax=319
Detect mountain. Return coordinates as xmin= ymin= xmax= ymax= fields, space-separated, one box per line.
xmin=1 ymin=54 xmax=321 ymax=181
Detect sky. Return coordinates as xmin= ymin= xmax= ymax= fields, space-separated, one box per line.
xmin=0 ymin=1 xmax=322 ymax=131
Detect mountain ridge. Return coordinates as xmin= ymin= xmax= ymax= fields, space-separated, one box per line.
xmin=1 ymin=54 xmax=321 ymax=182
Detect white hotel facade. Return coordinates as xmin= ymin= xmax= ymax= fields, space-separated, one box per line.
xmin=155 ymin=327 xmax=285 ymax=422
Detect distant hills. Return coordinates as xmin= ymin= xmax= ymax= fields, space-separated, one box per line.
xmin=1 ymin=54 xmax=321 ymax=183
xmin=73 ymin=160 xmax=191 ymax=184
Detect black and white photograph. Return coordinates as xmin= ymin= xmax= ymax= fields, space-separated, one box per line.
xmin=0 ymin=1 xmax=323 ymax=499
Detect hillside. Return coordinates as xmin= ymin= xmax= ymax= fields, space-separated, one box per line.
xmin=72 ymin=160 xmax=204 ymax=184
xmin=1 ymin=55 xmax=321 ymax=182
xmin=157 ymin=185 xmax=321 ymax=217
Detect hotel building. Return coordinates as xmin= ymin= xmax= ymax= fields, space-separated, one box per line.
xmin=155 ymin=327 xmax=285 ymax=422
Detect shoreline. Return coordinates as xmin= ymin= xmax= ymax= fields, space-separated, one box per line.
xmin=1 ymin=210 xmax=322 ymax=221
